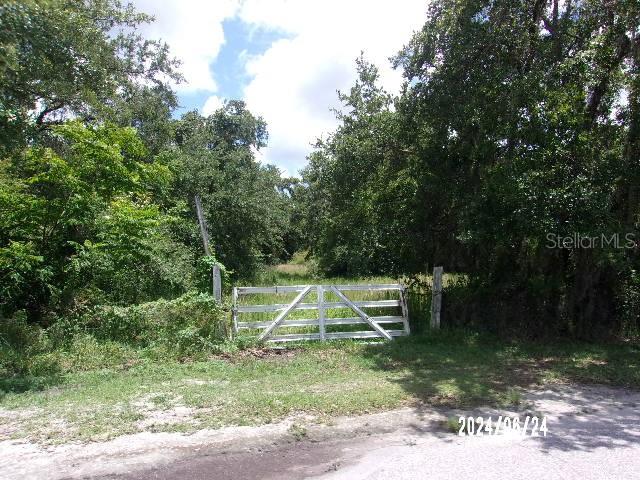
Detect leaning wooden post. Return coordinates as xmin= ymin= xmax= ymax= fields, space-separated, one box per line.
xmin=430 ymin=266 xmax=443 ymax=329
xmin=195 ymin=195 xmax=210 ymax=256
xmin=195 ymin=194 xmax=221 ymax=302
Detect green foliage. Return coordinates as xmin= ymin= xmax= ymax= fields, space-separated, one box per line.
xmin=1 ymin=331 xmax=638 ymax=443
xmin=55 ymin=292 xmax=229 ymax=350
xmin=0 ymin=0 xmax=179 ymax=153
xmin=0 ymin=122 xmax=201 ymax=319
xmin=444 ymin=416 xmax=462 ymax=434
xmin=197 ymin=255 xmax=230 ymax=293
xmin=0 ymin=1 xmax=298 ymax=334
xmin=0 ymin=292 xmax=230 ymax=377
xmin=172 ymin=103 xmax=296 ymax=279
xmin=0 ymin=312 xmax=53 ymax=376
xmin=300 ymin=57 xmax=413 ymax=275
xmin=299 ymin=0 xmax=640 ymax=339
xmin=620 ymin=270 xmax=640 ymax=339
xmin=0 ymin=241 xmax=50 ymax=314
xmin=69 ymin=198 xmax=196 ymax=305
xmin=500 ymin=388 xmax=523 ymax=408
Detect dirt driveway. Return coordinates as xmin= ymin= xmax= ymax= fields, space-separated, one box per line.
xmin=2 ymin=384 xmax=639 ymax=480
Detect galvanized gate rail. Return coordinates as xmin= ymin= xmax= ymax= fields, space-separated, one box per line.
xmin=232 ymin=284 xmax=409 ymax=342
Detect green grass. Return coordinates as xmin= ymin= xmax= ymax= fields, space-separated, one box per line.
xmin=444 ymin=415 xmax=462 ymax=434
xmin=1 ymin=262 xmax=639 ymax=444
xmin=1 ymin=333 xmax=638 ymax=444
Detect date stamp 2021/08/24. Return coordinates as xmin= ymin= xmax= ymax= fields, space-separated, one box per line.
xmin=457 ymin=416 xmax=548 ymax=436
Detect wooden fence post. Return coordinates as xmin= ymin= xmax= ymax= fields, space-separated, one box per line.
xmin=231 ymin=286 xmax=238 ymax=337
xmin=195 ymin=194 xmax=210 ymax=256
xmin=399 ymin=286 xmax=410 ymax=335
xmin=212 ymin=264 xmax=222 ymax=303
xmin=431 ymin=266 xmax=443 ymax=329
xmin=195 ymin=194 xmax=221 ymax=302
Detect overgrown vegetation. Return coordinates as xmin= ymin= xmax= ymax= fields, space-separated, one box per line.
xmin=2 ymin=0 xmax=640 ymax=445
xmin=0 ymin=0 xmax=301 ymax=331
xmin=299 ymin=0 xmax=640 ymax=340
xmin=0 ymin=292 xmax=231 ymax=380
xmin=1 ymin=331 xmax=638 ymax=443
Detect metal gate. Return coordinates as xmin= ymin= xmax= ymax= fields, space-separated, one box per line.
xmin=232 ymin=284 xmax=409 ymax=342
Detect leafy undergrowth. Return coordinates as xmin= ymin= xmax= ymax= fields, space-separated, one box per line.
xmin=1 ymin=331 xmax=638 ymax=444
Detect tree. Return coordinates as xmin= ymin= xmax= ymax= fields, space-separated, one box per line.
xmin=300 ymin=0 xmax=640 ymax=339
xmin=0 ymin=1 xmax=299 ymax=324
xmin=393 ymin=0 xmax=640 ymax=337
xmin=0 ymin=122 xmax=192 ymax=320
xmin=301 ymin=57 xmax=418 ymax=275
xmin=0 ymin=0 xmax=180 ymax=154
xmin=171 ymin=102 xmax=293 ymax=279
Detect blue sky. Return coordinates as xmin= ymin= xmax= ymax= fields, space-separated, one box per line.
xmin=134 ymin=0 xmax=428 ymax=176
xmin=175 ymin=18 xmax=290 ymax=115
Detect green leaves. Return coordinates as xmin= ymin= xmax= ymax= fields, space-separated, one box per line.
xmin=172 ymin=106 xmax=292 ymax=280
xmin=299 ymin=0 xmax=640 ymax=338
xmin=301 ymin=58 xmax=416 ymax=275
xmin=0 ymin=0 xmax=179 ymax=154
xmin=0 ymin=241 xmax=50 ymax=312
xmin=0 ymin=122 xmax=194 ymax=318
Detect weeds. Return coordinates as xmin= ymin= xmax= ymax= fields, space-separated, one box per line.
xmin=500 ymin=388 xmax=523 ymax=408
xmin=288 ymin=422 xmax=308 ymax=441
xmin=444 ymin=416 xmax=461 ymax=434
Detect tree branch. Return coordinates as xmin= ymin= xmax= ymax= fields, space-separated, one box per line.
xmin=35 ymin=103 xmax=65 ymax=125
xmin=585 ymin=33 xmax=632 ymax=125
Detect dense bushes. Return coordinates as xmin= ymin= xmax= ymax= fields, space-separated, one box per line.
xmin=0 ymin=122 xmax=199 ymax=319
xmin=78 ymin=292 xmax=229 ymax=349
xmin=406 ymin=273 xmax=566 ymax=339
xmin=0 ymin=293 xmax=231 ymax=378
xmin=300 ymin=1 xmax=640 ymax=340
xmin=406 ymin=273 xmax=640 ymax=341
xmin=1 ymin=2 xmax=301 ymax=328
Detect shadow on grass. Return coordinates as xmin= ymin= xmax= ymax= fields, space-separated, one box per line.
xmin=360 ymin=332 xmax=541 ymax=406
xmin=360 ymin=331 xmax=640 ymax=453
xmin=0 ymin=371 xmax=64 ymax=401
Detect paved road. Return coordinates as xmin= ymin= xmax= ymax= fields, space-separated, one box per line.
xmin=3 ymin=385 xmax=640 ymax=480
xmin=96 ymin=385 xmax=640 ymax=480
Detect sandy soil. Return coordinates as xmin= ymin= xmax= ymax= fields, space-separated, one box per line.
xmin=1 ymin=384 xmax=639 ymax=480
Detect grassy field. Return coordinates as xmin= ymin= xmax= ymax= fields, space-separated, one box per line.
xmin=1 ymin=263 xmax=639 ymax=444
xmin=1 ymin=332 xmax=638 ymax=444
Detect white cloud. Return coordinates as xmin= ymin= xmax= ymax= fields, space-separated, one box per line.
xmin=132 ymin=0 xmax=428 ymax=175
xmin=202 ymin=95 xmax=224 ymax=116
xmin=238 ymin=0 xmax=428 ymax=175
xmin=133 ymin=0 xmax=239 ymax=92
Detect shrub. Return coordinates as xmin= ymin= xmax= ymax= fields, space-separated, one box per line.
xmin=60 ymin=335 xmax=139 ymax=371
xmin=0 ymin=313 xmax=52 ymax=375
xmin=76 ymin=292 xmax=230 ymax=354
xmin=1 ymin=292 xmax=231 ymax=377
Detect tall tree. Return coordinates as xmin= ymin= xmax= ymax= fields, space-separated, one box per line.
xmin=301 ymin=58 xmax=418 ymax=275
xmin=0 ymin=0 xmax=180 ymax=153
xmin=301 ymin=0 xmax=640 ymax=338
xmin=172 ymin=102 xmax=293 ymax=279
